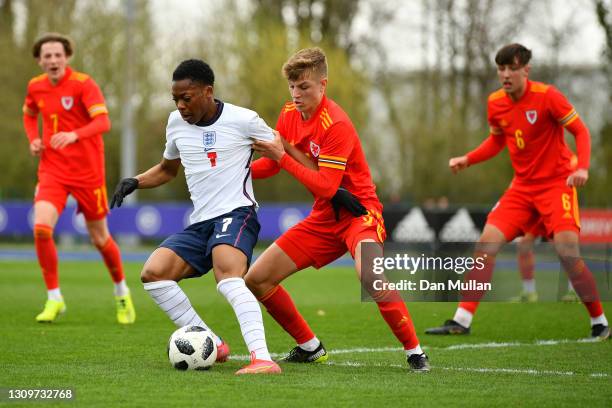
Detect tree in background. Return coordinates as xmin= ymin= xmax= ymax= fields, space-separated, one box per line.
xmin=0 ymin=0 xmax=155 ymax=201
xmin=593 ymin=0 xmax=612 ymax=206
xmin=0 ymin=0 xmax=608 ymax=207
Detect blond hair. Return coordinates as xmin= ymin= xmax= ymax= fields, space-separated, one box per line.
xmin=282 ymin=47 xmax=327 ymax=81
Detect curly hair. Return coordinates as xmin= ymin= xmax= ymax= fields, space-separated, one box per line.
xmin=32 ymin=33 xmax=74 ymax=58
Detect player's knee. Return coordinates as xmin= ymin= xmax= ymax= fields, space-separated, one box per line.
xmin=89 ymin=230 xmax=110 ymax=248
xmin=141 ymin=264 xmax=166 ymax=283
xmin=33 ymin=224 xmax=54 ymax=240
xmin=244 ymin=270 xmax=267 ymax=293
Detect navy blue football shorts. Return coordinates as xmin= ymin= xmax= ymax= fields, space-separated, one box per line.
xmin=159 ymin=206 xmax=260 ymax=278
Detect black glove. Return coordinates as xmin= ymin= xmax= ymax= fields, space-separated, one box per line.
xmin=110 ymin=178 xmax=139 ymax=208
xmin=331 ymin=187 xmax=368 ymax=221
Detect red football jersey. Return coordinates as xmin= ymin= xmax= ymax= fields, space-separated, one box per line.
xmin=487 ymin=80 xmax=579 ymax=184
xmin=276 ymin=95 xmax=380 ymax=214
xmin=23 ymin=66 xmax=109 ymax=187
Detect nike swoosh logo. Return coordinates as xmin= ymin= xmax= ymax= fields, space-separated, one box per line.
xmin=215 ymin=234 xmax=230 ymax=239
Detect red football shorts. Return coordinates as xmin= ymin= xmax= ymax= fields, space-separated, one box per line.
xmin=524 ymin=220 xmax=548 ymax=239
xmin=487 ymin=181 xmax=580 ymax=241
xmin=276 ymin=205 xmax=387 ymax=270
xmin=34 ymin=177 xmax=109 ymax=221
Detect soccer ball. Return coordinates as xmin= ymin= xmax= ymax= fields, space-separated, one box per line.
xmin=167 ymin=326 xmax=217 ymax=370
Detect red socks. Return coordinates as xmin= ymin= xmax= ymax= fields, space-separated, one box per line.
xmin=518 ymin=250 xmax=535 ymax=281
xmin=34 ymin=224 xmax=59 ymax=290
xmin=375 ymin=299 xmax=420 ymax=350
xmin=564 ymin=258 xmax=603 ymax=318
xmin=259 ymin=286 xmax=315 ymax=344
xmin=96 ymin=237 xmax=125 ymax=283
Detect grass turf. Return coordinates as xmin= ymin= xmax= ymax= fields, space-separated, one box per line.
xmin=0 ymin=260 xmax=610 ymax=407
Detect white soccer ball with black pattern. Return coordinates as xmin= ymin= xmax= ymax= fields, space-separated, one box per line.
xmin=167 ymin=326 xmax=217 ymax=370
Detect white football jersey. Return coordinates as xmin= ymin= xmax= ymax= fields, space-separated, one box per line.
xmin=163 ymin=101 xmax=274 ymax=224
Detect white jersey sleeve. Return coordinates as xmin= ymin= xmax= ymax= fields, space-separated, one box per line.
xmin=247 ymin=113 xmax=274 ymax=142
xmin=163 ymin=112 xmax=181 ymax=160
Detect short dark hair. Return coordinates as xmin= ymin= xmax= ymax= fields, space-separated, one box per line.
xmin=495 ymin=43 xmax=532 ymax=66
xmin=32 ymin=32 xmax=74 ymax=58
xmin=172 ymin=59 xmax=215 ymax=86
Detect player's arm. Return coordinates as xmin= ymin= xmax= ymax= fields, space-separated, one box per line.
xmin=251 ymin=135 xmax=318 ymax=178
xmin=450 ymin=129 xmax=505 ymax=174
xmin=50 ymin=114 xmax=111 ymax=150
xmin=548 ymin=87 xmax=591 ymax=187
xmin=564 ymin=117 xmax=590 ymax=187
xmin=51 ymin=77 xmax=111 ymax=149
xmin=282 ymin=138 xmax=318 ymax=170
xmin=253 ymin=128 xmax=347 ymax=199
xmin=135 ymin=158 xmax=182 ymax=188
xmin=110 ymin=158 xmax=181 ymax=208
xmin=22 ymin=92 xmax=43 ymax=156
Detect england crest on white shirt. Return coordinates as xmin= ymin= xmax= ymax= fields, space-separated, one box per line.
xmin=203 ymin=131 xmax=216 ymax=151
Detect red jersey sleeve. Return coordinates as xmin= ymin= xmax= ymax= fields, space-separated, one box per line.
xmin=251 ymin=157 xmax=280 ymax=179
xmin=466 ymin=133 xmax=506 ymax=165
xmin=73 ymin=78 xmax=110 ymax=140
xmin=81 ymin=78 xmax=109 ymax=119
xmin=279 ymin=121 xmax=353 ymax=199
xmin=467 ymin=100 xmax=506 ymax=165
xmin=23 ymin=85 xmax=39 ymax=142
xmin=547 ymin=86 xmax=590 ymax=169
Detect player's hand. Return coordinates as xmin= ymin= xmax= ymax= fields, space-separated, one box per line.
xmin=50 ymin=131 xmax=78 ymax=149
xmin=110 ymin=177 xmax=139 ymax=208
xmin=449 ymin=156 xmax=469 ymax=174
xmin=253 ymin=131 xmax=285 ymax=162
xmin=566 ymin=168 xmax=588 ymax=187
xmin=331 ymin=187 xmax=368 ymax=221
xmin=29 ymin=139 xmax=44 ymax=156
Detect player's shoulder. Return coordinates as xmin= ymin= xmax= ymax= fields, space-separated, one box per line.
xmin=530 ymin=81 xmax=551 ymax=94
xmin=167 ymin=110 xmax=185 ymax=129
xmin=281 ymin=101 xmax=297 ymax=114
xmin=320 ymin=98 xmax=353 ymax=131
xmin=27 ymin=73 xmax=48 ymax=88
xmin=67 ymin=70 xmax=91 ymax=84
xmin=278 ymin=101 xmax=298 ymax=121
xmin=221 ymin=101 xmax=259 ymax=121
xmin=488 ymin=88 xmax=506 ymax=103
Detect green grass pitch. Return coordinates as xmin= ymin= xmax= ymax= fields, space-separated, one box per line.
xmin=0 ymin=260 xmax=610 ymax=407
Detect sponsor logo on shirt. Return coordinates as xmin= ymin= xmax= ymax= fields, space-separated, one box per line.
xmin=526 ymin=110 xmax=537 ymax=125
xmin=61 ymin=96 xmax=74 ymax=110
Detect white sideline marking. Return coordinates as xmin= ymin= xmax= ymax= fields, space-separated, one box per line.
xmin=228 ymin=338 xmax=610 ymax=377
xmin=230 ymin=337 xmax=603 ymax=361
xmin=324 ymin=361 xmax=578 ymax=376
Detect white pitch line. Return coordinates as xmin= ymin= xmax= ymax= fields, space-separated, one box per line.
xmin=227 ymin=338 xmax=610 ymax=377
xmin=229 ymin=337 xmax=603 ymax=361
xmin=324 ymin=361 xmax=586 ymax=377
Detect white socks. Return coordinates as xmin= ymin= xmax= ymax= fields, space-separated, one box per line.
xmin=217 ymin=277 xmax=272 ymax=361
xmin=114 ymin=280 xmax=130 ymax=297
xmin=591 ymin=314 xmax=609 ymax=327
xmin=453 ymin=307 xmax=473 ymax=328
xmin=406 ymin=345 xmax=424 ymax=357
xmin=47 ymin=288 xmax=63 ymax=301
xmin=299 ymin=337 xmax=321 ymax=352
xmin=143 ymin=280 xmax=222 ymax=346
xmin=522 ymin=279 xmax=536 ymax=294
